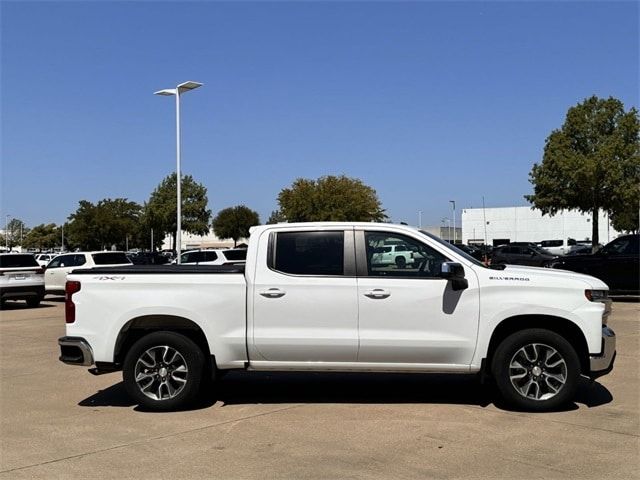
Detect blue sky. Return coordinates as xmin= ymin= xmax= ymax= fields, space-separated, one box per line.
xmin=2 ymin=1 xmax=638 ymax=228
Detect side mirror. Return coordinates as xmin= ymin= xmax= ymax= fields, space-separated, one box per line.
xmin=440 ymin=262 xmax=468 ymax=291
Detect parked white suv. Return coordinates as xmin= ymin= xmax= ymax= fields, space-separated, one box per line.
xmin=45 ymin=251 xmax=131 ymax=295
xmin=35 ymin=253 xmax=59 ymax=267
xmin=370 ymin=243 xmax=414 ymax=269
xmin=539 ymin=239 xmax=579 ymax=256
xmin=0 ymin=254 xmax=45 ymax=308
xmin=175 ymin=248 xmax=247 ymax=265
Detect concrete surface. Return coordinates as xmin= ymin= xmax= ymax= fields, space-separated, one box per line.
xmin=0 ymin=298 xmax=638 ymax=479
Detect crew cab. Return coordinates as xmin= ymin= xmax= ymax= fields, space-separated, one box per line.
xmin=58 ymin=223 xmax=616 ymax=412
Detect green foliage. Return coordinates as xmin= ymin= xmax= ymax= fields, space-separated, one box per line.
xmin=526 ymin=95 xmax=640 ymax=243
xmin=22 ymin=223 xmax=59 ymax=250
xmin=266 ymin=210 xmax=287 ymax=224
xmin=212 ymin=205 xmax=260 ymax=246
xmin=66 ymin=198 xmax=142 ymax=250
xmin=3 ymin=218 xmax=28 ymax=248
xmin=277 ymin=175 xmax=387 ymax=222
xmin=146 ymin=173 xmax=212 ymax=246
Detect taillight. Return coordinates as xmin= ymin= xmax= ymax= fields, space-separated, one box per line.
xmin=65 ymin=281 xmax=81 ymax=324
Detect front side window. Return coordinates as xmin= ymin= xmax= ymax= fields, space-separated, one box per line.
xmin=273 ymin=231 xmax=344 ymax=276
xmin=365 ymin=232 xmax=448 ymax=278
xmin=50 ymin=254 xmax=74 ymax=268
xmin=604 ymin=236 xmax=639 ymax=255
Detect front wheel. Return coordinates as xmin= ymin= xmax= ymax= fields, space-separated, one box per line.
xmin=123 ymin=331 xmax=205 ymax=411
xmin=491 ymin=329 xmax=581 ymax=411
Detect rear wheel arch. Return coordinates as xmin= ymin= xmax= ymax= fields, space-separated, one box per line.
xmin=484 ymin=315 xmax=590 ymax=376
xmin=114 ymin=315 xmax=212 ymax=366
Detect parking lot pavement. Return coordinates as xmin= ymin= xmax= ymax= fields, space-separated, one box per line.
xmin=0 ymin=300 xmax=638 ymax=480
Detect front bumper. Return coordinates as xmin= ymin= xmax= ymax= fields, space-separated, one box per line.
xmin=58 ymin=336 xmax=94 ymax=366
xmin=589 ymin=326 xmax=616 ymax=379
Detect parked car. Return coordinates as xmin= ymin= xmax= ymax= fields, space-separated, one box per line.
xmin=0 ymin=253 xmax=44 ymax=308
xmin=174 ymin=248 xmax=247 ymax=266
xmin=550 ymin=234 xmax=639 ymax=295
xmin=59 ymin=222 xmax=615 ymax=412
xmin=35 ymin=253 xmax=59 ymax=267
xmin=451 ymin=243 xmax=484 ymax=261
xmin=539 ymin=238 xmax=579 ymax=256
xmin=370 ymin=243 xmax=415 ymax=269
xmin=491 ymin=244 xmax=557 ymax=267
xmin=45 ymin=251 xmax=132 ymax=295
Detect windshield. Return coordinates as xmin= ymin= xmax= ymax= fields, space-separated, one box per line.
xmin=419 ymin=230 xmax=487 ymax=268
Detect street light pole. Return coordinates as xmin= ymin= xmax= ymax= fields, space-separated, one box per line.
xmin=449 ymin=200 xmax=456 ymax=244
xmin=5 ymin=215 xmax=10 ymax=251
xmin=418 ymin=210 xmax=422 ymax=229
xmin=155 ymin=81 xmax=203 ymax=264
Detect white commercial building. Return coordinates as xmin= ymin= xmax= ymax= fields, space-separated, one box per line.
xmin=461 ymin=206 xmax=620 ymax=246
xmin=162 ymin=229 xmax=246 ymax=251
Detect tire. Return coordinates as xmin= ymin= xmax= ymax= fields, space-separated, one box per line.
xmin=491 ymin=328 xmax=581 ymax=411
xmin=123 ymin=331 xmax=205 ymax=411
xmin=26 ymin=297 xmax=41 ymax=308
xmin=395 ymin=256 xmax=407 ymax=269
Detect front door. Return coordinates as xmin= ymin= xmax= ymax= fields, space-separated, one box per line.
xmin=356 ymin=229 xmax=480 ymax=366
xmin=251 ymin=228 xmax=359 ymax=363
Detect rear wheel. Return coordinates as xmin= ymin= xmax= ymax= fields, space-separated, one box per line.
xmin=395 ymin=256 xmax=407 ymax=269
xmin=26 ymin=297 xmax=41 ymax=308
xmin=491 ymin=329 xmax=580 ymax=411
xmin=123 ymin=331 xmax=204 ymax=411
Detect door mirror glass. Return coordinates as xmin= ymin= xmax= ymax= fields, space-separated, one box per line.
xmin=440 ymin=262 xmax=468 ymax=291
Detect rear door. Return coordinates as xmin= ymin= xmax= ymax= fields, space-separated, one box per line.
xmin=250 ymin=228 xmax=359 ymax=362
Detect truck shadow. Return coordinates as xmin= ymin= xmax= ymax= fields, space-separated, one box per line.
xmin=78 ymin=372 xmax=612 ymax=413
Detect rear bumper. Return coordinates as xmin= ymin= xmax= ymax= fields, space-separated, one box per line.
xmin=0 ymin=284 xmax=44 ymax=300
xmin=58 ymin=336 xmax=94 ymax=366
xmin=589 ymin=326 xmax=616 ymax=379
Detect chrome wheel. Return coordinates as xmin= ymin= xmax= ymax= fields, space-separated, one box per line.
xmin=134 ymin=346 xmax=189 ymax=401
xmin=509 ymin=343 xmax=567 ymax=401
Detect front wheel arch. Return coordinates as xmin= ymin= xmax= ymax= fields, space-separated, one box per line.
xmin=484 ymin=315 xmax=589 ymax=377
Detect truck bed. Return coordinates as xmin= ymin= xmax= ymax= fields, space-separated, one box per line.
xmin=70 ymin=264 xmax=246 ymax=275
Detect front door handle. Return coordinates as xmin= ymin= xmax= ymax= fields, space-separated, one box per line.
xmin=364 ymin=288 xmax=391 ymax=299
xmin=259 ymin=288 xmax=286 ymax=298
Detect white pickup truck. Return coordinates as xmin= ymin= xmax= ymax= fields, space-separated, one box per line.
xmin=58 ymin=223 xmax=616 ymax=411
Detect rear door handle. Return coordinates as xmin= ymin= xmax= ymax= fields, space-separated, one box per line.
xmin=259 ymin=288 xmax=286 ymax=298
xmin=364 ymin=288 xmax=391 ymax=299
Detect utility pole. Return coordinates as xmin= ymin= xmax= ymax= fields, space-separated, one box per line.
xmin=449 ymin=200 xmax=456 ymax=244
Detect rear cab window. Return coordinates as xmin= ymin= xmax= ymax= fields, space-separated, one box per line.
xmin=0 ymin=254 xmax=39 ymax=268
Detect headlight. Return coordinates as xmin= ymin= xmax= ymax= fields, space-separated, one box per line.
xmin=585 ymin=289 xmax=608 ymax=302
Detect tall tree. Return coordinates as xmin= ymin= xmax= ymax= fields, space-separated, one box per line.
xmin=66 ymin=198 xmax=141 ymax=250
xmin=526 ymin=96 xmax=640 ymax=247
xmin=4 ymin=218 xmax=28 ymax=249
xmin=212 ymin=205 xmax=260 ymax=246
xmin=22 ymin=223 xmax=59 ymax=251
xmin=277 ymin=175 xmax=387 ymax=222
xmin=266 ymin=210 xmax=287 ymax=224
xmin=146 ymin=173 xmax=211 ymax=249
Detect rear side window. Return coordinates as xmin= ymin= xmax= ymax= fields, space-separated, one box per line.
xmin=223 ymin=249 xmax=247 ymax=261
xmin=92 ymin=252 xmax=131 ymax=265
xmin=203 ymin=251 xmax=219 ymax=262
xmin=273 ymin=231 xmax=344 ymax=276
xmin=0 ymin=254 xmax=39 ymax=268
